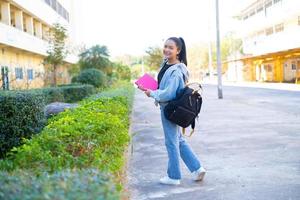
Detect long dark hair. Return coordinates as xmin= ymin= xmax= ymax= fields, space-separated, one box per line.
xmin=167 ymin=37 xmax=187 ymax=66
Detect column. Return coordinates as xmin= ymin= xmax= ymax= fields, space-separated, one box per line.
xmin=274 ymin=57 xmax=284 ymax=82
xmin=15 ymin=10 xmax=23 ymax=30
xmin=25 ymin=16 xmax=33 ymax=35
xmin=1 ymin=2 xmax=11 ymax=25
xmin=34 ymin=20 xmax=42 ymax=38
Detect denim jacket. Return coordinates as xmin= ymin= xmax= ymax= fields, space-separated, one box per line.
xmin=150 ymin=61 xmax=189 ymax=106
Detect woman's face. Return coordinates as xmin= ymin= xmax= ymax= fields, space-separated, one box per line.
xmin=163 ymin=39 xmax=180 ymax=60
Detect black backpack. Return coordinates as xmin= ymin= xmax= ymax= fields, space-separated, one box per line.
xmin=164 ymin=82 xmax=203 ymax=136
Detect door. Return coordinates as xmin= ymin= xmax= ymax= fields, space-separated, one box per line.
xmin=1 ymin=66 xmax=9 ymax=90
xmin=284 ymin=60 xmax=297 ymax=82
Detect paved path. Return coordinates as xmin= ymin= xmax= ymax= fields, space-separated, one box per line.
xmin=127 ymin=84 xmax=300 ymax=200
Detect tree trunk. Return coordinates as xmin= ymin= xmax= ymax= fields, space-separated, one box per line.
xmin=53 ymin=64 xmax=57 ymax=87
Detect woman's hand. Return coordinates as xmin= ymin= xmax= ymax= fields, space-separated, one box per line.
xmin=144 ymin=89 xmax=151 ymax=97
xmin=137 ymin=84 xmax=147 ymax=91
xmin=137 ymin=84 xmax=151 ymax=97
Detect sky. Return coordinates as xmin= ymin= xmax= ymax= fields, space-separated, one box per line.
xmin=73 ymin=0 xmax=254 ymax=57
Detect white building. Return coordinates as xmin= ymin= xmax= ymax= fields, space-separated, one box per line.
xmin=0 ymin=0 xmax=78 ymax=89
xmin=227 ymin=0 xmax=300 ymax=83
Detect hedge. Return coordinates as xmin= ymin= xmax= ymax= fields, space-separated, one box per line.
xmin=0 ymin=82 xmax=134 ymax=198
xmin=0 ymin=91 xmax=46 ymax=158
xmin=0 ymin=84 xmax=96 ymax=158
xmin=34 ymin=84 xmax=96 ymax=104
xmin=0 ymin=169 xmax=119 ymax=200
xmin=0 ymin=82 xmax=134 ymax=174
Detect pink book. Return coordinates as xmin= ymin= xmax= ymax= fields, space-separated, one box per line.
xmin=135 ymin=73 xmax=158 ymax=90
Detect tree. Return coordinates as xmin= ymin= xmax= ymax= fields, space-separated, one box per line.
xmin=78 ymin=45 xmax=112 ymax=74
xmin=113 ymin=63 xmax=131 ymax=81
xmin=145 ymin=46 xmax=163 ymax=70
xmin=44 ymin=23 xmax=68 ymax=86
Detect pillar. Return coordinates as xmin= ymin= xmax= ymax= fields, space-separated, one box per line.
xmin=274 ymin=57 xmax=284 ymax=82
xmin=1 ymin=2 xmax=11 ymax=25
xmin=14 ymin=10 xmax=23 ymax=30
xmin=34 ymin=20 xmax=42 ymax=38
xmin=25 ymin=16 xmax=33 ymax=35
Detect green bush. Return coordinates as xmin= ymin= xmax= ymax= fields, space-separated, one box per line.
xmin=40 ymin=87 xmax=65 ymax=103
xmin=36 ymin=84 xmax=95 ymax=104
xmin=76 ymin=68 xmax=107 ymax=88
xmin=0 ymin=84 xmax=95 ymax=158
xmin=0 ymin=83 xmax=134 ymax=198
xmin=0 ymin=169 xmax=119 ymax=200
xmin=0 ymin=91 xmax=46 ymax=158
xmin=0 ymin=95 xmax=131 ymax=173
xmin=59 ymin=84 xmax=95 ymax=103
xmin=71 ymin=75 xmax=78 ymax=83
xmin=92 ymin=81 xmax=134 ymax=109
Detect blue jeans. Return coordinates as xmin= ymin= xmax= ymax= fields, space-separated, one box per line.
xmin=160 ymin=105 xmax=201 ymax=180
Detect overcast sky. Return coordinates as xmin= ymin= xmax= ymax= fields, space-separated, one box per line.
xmin=73 ymin=0 xmax=253 ymax=57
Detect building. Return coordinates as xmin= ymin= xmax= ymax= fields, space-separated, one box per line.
xmin=0 ymin=0 xmax=77 ymax=90
xmin=226 ymin=0 xmax=300 ymax=83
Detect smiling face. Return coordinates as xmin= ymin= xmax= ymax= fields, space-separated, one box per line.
xmin=163 ymin=39 xmax=180 ymax=60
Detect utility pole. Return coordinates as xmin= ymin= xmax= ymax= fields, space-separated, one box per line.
xmin=216 ymin=0 xmax=223 ymax=99
xmin=208 ymin=40 xmax=213 ymax=80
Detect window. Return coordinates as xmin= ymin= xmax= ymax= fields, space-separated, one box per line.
xmin=274 ymin=0 xmax=281 ymax=4
xmin=15 ymin=68 xmax=23 ymax=79
xmin=275 ymin=23 xmax=284 ymax=33
xmin=51 ymin=0 xmax=57 ymax=10
xmin=249 ymin=9 xmax=255 ymax=17
xmin=265 ymin=0 xmax=273 ymax=9
xmin=27 ymin=69 xmax=34 ymax=80
xmin=257 ymin=5 xmax=264 ymax=13
xmin=292 ymin=61 xmax=296 ymax=70
xmin=265 ymin=27 xmax=273 ymax=36
xmin=266 ymin=64 xmax=273 ymax=72
xmin=43 ymin=0 xmax=70 ymax=22
xmin=298 ymin=16 xmax=300 ymax=26
xmin=44 ymin=0 xmax=51 ymax=6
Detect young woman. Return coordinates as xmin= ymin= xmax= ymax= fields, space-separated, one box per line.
xmin=137 ymin=37 xmax=206 ymax=185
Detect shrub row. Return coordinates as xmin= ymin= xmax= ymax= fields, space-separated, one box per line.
xmin=0 ymin=169 xmax=119 ymax=200
xmin=0 ymin=96 xmax=131 ymax=173
xmin=0 ymin=84 xmax=96 ymax=158
xmin=1 ymin=82 xmax=134 ymax=173
xmin=34 ymin=84 xmax=96 ymax=104
xmin=0 ymin=82 xmax=134 ymax=199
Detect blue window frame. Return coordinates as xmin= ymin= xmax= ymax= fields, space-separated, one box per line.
xmin=27 ymin=69 xmax=34 ymax=80
xmin=15 ymin=68 xmax=23 ymax=80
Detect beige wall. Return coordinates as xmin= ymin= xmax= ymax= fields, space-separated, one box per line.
xmin=0 ymin=47 xmax=71 ymax=90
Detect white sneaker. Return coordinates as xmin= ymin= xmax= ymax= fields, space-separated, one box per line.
xmin=159 ymin=176 xmax=180 ymax=185
xmin=192 ymin=167 xmax=206 ymax=181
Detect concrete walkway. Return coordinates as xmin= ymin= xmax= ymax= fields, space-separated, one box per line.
xmin=127 ymin=84 xmax=300 ymax=200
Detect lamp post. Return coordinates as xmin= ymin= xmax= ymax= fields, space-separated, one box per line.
xmin=216 ymin=0 xmax=223 ymax=99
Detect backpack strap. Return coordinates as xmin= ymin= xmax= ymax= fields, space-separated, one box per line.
xmin=182 ymin=119 xmax=195 ymax=137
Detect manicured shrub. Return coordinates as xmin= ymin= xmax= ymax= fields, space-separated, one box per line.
xmin=76 ymin=68 xmax=107 ymax=88
xmin=0 ymin=91 xmax=46 ymax=158
xmin=0 ymin=82 xmax=134 ymax=198
xmin=37 ymin=84 xmax=95 ymax=104
xmin=0 ymin=84 xmax=95 ymax=158
xmin=0 ymin=96 xmax=131 ymax=173
xmin=40 ymin=87 xmax=65 ymax=103
xmin=59 ymin=84 xmax=95 ymax=103
xmin=71 ymin=75 xmax=78 ymax=83
xmin=93 ymin=81 xmax=134 ymax=110
xmin=0 ymin=169 xmax=119 ymax=200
